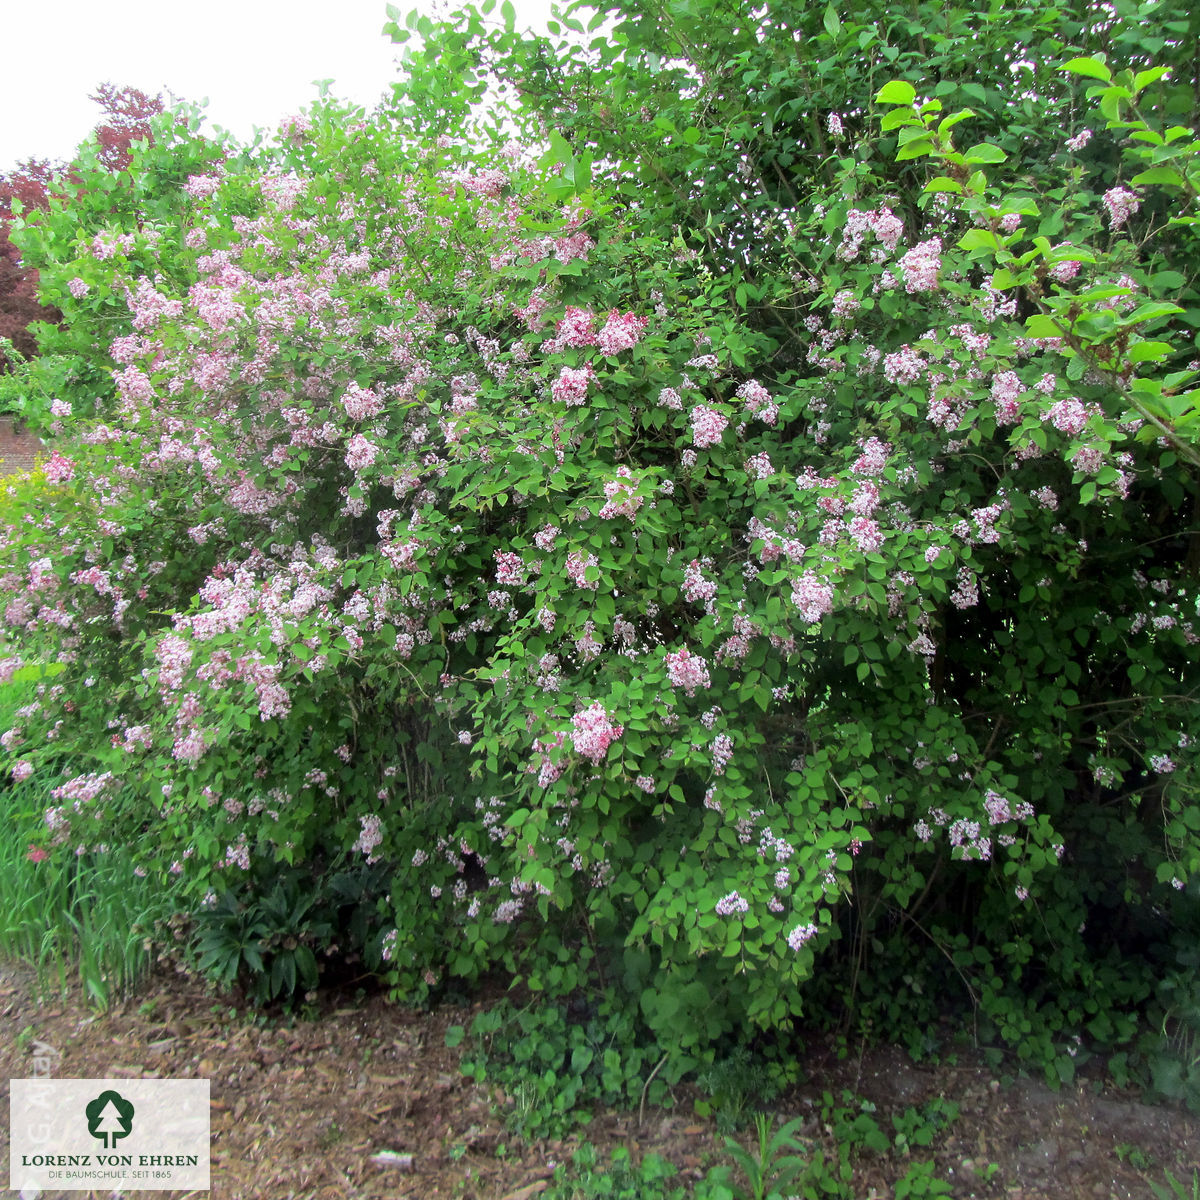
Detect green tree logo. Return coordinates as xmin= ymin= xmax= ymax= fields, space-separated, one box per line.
xmin=85 ymin=1090 xmax=135 ymax=1148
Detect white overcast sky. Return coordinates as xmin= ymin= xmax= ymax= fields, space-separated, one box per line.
xmin=2 ymin=0 xmax=557 ymax=174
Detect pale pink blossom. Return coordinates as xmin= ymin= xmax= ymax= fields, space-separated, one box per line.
xmin=571 ymin=702 xmax=623 ymax=762
xmin=1103 ymin=186 xmax=1140 ymax=230
xmin=898 ymin=237 xmax=942 ymax=293
xmin=551 ymin=365 xmax=596 ymax=406
xmin=345 ymin=434 xmax=379 ymax=472
xmin=596 ymin=311 xmax=648 ymax=355
xmin=690 ymin=405 xmax=728 ymax=448
xmin=665 ymin=648 xmax=712 ymax=696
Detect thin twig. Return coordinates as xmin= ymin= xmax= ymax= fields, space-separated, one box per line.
xmin=638 ymin=1051 xmax=670 ymax=1128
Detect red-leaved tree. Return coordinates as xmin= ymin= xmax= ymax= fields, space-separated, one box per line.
xmin=0 ymin=85 xmax=169 ymax=371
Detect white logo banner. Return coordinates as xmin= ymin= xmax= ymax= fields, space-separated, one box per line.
xmin=10 ymin=1078 xmax=210 ymax=1192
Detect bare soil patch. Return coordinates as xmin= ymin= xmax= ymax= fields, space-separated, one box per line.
xmin=2 ymin=962 xmax=1197 ymax=1199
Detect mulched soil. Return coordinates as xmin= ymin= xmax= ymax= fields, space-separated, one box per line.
xmin=2 ymin=960 xmax=1197 ymax=1199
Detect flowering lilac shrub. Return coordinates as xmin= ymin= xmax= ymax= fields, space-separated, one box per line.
xmin=2 ymin=4 xmax=1198 ymax=1086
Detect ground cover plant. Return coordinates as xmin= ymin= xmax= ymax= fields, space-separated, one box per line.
xmin=0 ymin=0 xmax=1198 ymax=1136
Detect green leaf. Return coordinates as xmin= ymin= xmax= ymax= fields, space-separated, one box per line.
xmin=1024 ymin=313 xmax=1064 ymax=338
xmin=1062 ymin=56 xmax=1112 ymax=83
xmin=895 ymin=137 xmax=934 ymax=161
xmin=937 ymin=109 xmax=975 ymax=136
xmin=1133 ymin=66 xmax=1171 ymax=92
xmin=1123 ymin=300 xmax=1184 ymax=325
xmin=1131 ymin=167 xmax=1186 ymax=187
xmin=876 ymin=80 xmax=917 ymax=106
xmin=823 ymin=4 xmax=841 ymax=37
xmin=924 ymin=176 xmax=963 ymax=194
xmin=957 ymin=228 xmax=999 ymax=251
xmin=881 ymin=108 xmax=921 ymax=131
xmin=1000 ymin=194 xmax=1041 ymax=216
xmin=1126 ymin=341 xmax=1174 ymax=363
xmin=964 ymin=142 xmax=1007 ymax=163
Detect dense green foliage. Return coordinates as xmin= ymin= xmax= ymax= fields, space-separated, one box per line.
xmin=1 ymin=0 xmax=1198 ymax=1116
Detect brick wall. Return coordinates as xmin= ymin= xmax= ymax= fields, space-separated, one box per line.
xmin=0 ymin=416 xmax=42 ymax=477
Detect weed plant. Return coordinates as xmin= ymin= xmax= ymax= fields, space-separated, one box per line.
xmin=547 ymin=1146 xmax=687 ymax=1200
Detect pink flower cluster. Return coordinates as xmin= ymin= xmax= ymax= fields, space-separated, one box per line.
xmin=851 ymin=437 xmax=890 ymax=476
xmin=184 ymin=173 xmax=222 ymax=198
xmin=665 ymin=647 xmax=712 ymax=696
xmin=1102 ymin=186 xmax=1140 ymax=230
xmin=345 ymin=434 xmax=380 ymax=472
xmin=711 ymin=733 xmax=734 ymax=774
xmin=494 ymin=550 xmax=526 ymax=585
xmin=92 ymin=231 xmax=136 ymax=259
xmin=950 ymin=567 xmax=980 ymax=609
xmin=455 ymin=167 xmax=508 ymax=198
xmin=690 ymin=405 xmax=728 ymax=448
xmin=342 ymin=382 xmax=384 ymax=420
xmin=849 ymin=480 xmax=879 ymax=515
xmin=566 ymin=550 xmax=599 ymax=590
xmin=381 ymin=930 xmax=398 ymax=962
xmin=1071 ymin=445 xmax=1105 ymax=474
xmin=682 ymin=559 xmax=718 ymax=605
xmin=279 ymin=113 xmax=312 ymax=141
xmin=260 ymin=173 xmax=306 ymax=210
xmin=715 ymin=890 xmax=749 ymax=916
xmin=882 ymin=346 xmax=925 ymax=386
xmin=736 ymin=379 xmax=777 ymax=425
xmin=596 ymin=311 xmax=648 ymax=355
xmin=990 ymin=371 xmax=1022 ymax=424
xmin=1049 ymin=258 xmax=1082 ymax=283
xmin=898 ymin=237 xmax=942 ymax=293
xmin=156 ymin=634 xmax=193 ymax=691
xmin=555 ymin=306 xmax=597 ymax=348
xmin=43 ymin=452 xmax=76 ymax=484
xmin=848 ymin=516 xmax=885 ymax=553
xmin=831 ymin=290 xmax=860 ymax=320
xmin=598 ymin=467 xmax=643 ymax=520
xmin=1045 ymin=397 xmax=1090 ymax=437
xmin=551 ymin=365 xmax=596 ymax=406
xmin=787 ymin=923 xmax=818 ymax=951
xmin=839 ymin=206 xmax=904 ymax=260
xmin=791 ymin=572 xmax=834 ymax=623
xmin=571 ymin=702 xmax=623 ymax=762
xmin=354 ymin=813 xmax=384 ymax=863
xmin=744 ymin=452 xmax=774 ymax=480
